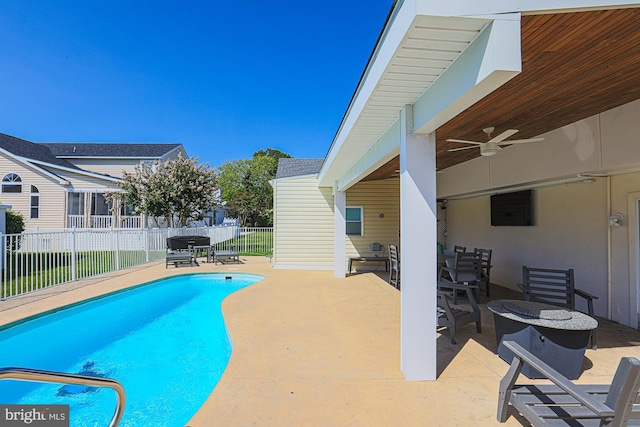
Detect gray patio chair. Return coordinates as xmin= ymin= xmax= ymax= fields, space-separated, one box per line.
xmin=388 ymin=244 xmax=400 ymax=289
xmin=437 ymin=279 xmax=481 ymax=344
xmin=474 ymin=248 xmax=493 ymax=297
xmin=440 ymin=250 xmax=483 ymax=303
xmin=497 ymin=340 xmax=640 ymax=426
xmin=519 ymin=266 xmax=598 ymax=349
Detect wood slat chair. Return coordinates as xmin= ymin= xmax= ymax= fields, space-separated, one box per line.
xmin=388 ymin=244 xmax=400 ymax=289
xmin=474 ymin=247 xmax=493 ymax=297
xmin=440 ymin=250 xmax=483 ymax=302
xmin=437 ymin=281 xmax=481 ymax=344
xmin=497 ymin=340 xmax=640 ymax=426
xmin=437 ymin=252 xmax=482 ymax=344
xmin=520 ymin=266 xmax=599 ymax=349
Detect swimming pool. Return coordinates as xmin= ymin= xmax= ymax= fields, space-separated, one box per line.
xmin=0 ymin=273 xmax=263 ymax=426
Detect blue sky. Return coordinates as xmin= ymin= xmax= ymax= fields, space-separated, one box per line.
xmin=0 ymin=1 xmax=392 ymax=167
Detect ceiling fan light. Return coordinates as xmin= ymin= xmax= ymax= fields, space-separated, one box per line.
xmin=480 ymin=144 xmax=499 ymax=156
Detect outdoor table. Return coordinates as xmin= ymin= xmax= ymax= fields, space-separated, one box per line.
xmin=487 ymin=299 xmax=598 ymax=379
xmin=190 ymin=245 xmax=211 ymax=263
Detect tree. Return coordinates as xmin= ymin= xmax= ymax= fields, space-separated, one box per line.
xmin=109 ymin=154 xmax=218 ymax=228
xmin=217 ymin=148 xmax=290 ymax=227
xmin=6 ymin=209 xmax=25 ymax=235
xmin=5 ymin=209 xmax=24 ymax=251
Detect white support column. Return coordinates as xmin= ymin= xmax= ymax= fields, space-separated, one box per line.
xmin=334 ymin=183 xmax=346 ymax=278
xmin=400 ymin=105 xmax=438 ymax=381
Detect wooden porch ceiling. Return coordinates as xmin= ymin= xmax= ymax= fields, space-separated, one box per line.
xmin=362 ymin=8 xmax=640 ymax=182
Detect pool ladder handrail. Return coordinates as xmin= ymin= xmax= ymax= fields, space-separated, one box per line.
xmin=0 ymin=366 xmax=126 ymax=427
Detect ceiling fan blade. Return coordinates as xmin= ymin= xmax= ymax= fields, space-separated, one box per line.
xmin=447 ymin=146 xmax=478 ymax=152
xmin=446 ymin=138 xmax=484 ymax=146
xmin=496 ymin=137 xmax=545 ymax=146
xmin=489 ymin=129 xmax=519 ymax=143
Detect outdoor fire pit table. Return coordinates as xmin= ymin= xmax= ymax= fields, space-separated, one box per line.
xmin=487 ymin=299 xmax=598 ymax=379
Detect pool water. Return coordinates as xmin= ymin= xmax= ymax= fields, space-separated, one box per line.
xmin=0 ymin=273 xmax=262 ymax=426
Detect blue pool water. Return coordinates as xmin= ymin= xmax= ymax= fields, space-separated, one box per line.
xmin=0 ymin=273 xmax=263 ymax=426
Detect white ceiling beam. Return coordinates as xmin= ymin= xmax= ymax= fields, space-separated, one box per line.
xmin=413 ymin=13 xmax=522 ymax=134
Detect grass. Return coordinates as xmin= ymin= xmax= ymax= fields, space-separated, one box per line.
xmin=0 ymin=250 xmax=141 ymax=298
xmin=0 ymin=230 xmax=274 ymax=298
xmin=213 ymin=230 xmax=273 ymax=256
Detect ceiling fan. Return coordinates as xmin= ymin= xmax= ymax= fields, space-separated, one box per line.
xmin=446 ymin=127 xmax=544 ymax=157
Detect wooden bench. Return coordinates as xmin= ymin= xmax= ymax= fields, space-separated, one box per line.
xmin=497 ymin=340 xmax=640 ymax=426
xmin=347 ymin=256 xmax=389 ymax=274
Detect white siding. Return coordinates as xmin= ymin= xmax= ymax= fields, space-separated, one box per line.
xmin=273 ymin=175 xmax=334 ymax=268
xmin=65 ymin=159 xmax=140 ymax=178
xmin=272 ymin=176 xmax=401 ymax=270
xmin=446 ymin=177 xmax=611 ymax=318
xmin=0 ymin=154 xmax=67 ymax=228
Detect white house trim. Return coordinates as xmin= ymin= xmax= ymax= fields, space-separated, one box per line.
xmin=318 ymin=11 xmax=493 ymax=187
xmin=27 ymin=159 xmax=122 ymax=183
xmin=0 ymin=148 xmax=69 ymax=185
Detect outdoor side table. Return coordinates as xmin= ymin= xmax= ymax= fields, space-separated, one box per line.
xmin=190 ymin=245 xmax=211 ymax=263
xmin=487 ymin=299 xmax=598 ymax=380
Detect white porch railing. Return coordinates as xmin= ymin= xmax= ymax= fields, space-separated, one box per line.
xmin=0 ymin=225 xmax=272 ymax=300
xmin=65 ymin=215 xmax=142 ymax=229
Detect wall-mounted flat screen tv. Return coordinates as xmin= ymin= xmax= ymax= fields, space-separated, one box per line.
xmin=490 ymin=189 xmax=533 ymax=226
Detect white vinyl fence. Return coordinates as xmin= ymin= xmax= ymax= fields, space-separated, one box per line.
xmin=1 ymin=225 xmax=272 ymax=300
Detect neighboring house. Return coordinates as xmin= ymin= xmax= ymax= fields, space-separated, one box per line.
xmin=43 ymin=142 xmax=188 ymax=228
xmin=271 ymin=1 xmax=640 ymax=380
xmin=0 ymin=132 xmax=187 ymax=229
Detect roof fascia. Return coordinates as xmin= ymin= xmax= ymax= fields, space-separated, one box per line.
xmin=55 ymin=156 xmax=162 ymax=160
xmin=270 ymin=173 xmax=320 ymax=183
xmin=318 ymin=0 xmax=406 ymax=186
xmin=336 ymin=120 xmax=401 ymax=192
xmin=0 ymin=147 xmax=69 ymax=185
xmin=27 ymin=159 xmax=123 ymax=183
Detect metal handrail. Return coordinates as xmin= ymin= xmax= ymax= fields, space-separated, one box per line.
xmin=0 ymin=367 xmax=126 ymax=427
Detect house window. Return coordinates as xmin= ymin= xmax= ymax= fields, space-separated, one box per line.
xmin=67 ymin=192 xmax=85 ymax=215
xmin=121 ymin=202 xmax=136 ymax=216
xmin=91 ymin=193 xmax=112 ymax=216
xmin=2 ymin=173 xmax=22 ymax=193
xmin=30 ymin=185 xmax=39 ymax=219
xmin=346 ymin=206 xmax=363 ymax=236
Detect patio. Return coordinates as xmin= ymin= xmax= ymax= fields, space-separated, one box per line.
xmin=1 ymin=256 xmax=639 ymax=426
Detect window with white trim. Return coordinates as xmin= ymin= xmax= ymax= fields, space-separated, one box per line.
xmin=30 ymin=185 xmax=39 ymax=219
xmin=67 ymin=192 xmax=85 ymax=215
xmin=91 ymin=193 xmax=112 ymax=216
xmin=346 ymin=206 xmax=363 ymax=236
xmin=2 ymin=173 xmax=22 ymax=193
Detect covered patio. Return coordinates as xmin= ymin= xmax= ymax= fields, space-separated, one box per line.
xmin=275 ymin=1 xmax=640 ymax=381
xmin=1 ymin=257 xmax=639 ymax=425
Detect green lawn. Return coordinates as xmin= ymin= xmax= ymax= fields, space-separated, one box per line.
xmin=213 ymin=230 xmax=273 ymax=256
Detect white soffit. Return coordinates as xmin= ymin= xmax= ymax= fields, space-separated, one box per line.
xmin=318 ymin=14 xmax=490 ymax=188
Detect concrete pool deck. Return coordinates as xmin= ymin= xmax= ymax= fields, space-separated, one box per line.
xmin=1 ymin=256 xmax=639 ymax=426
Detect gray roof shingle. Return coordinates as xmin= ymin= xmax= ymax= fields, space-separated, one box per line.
xmin=0 ymin=133 xmax=79 ymax=169
xmin=276 ymin=158 xmax=324 ymax=179
xmin=41 ymin=143 xmax=182 ymax=158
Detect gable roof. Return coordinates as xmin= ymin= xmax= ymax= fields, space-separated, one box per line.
xmin=42 ymin=143 xmax=183 ymax=158
xmin=276 ymin=158 xmax=324 ymax=179
xmin=0 ymin=132 xmax=79 ymax=170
